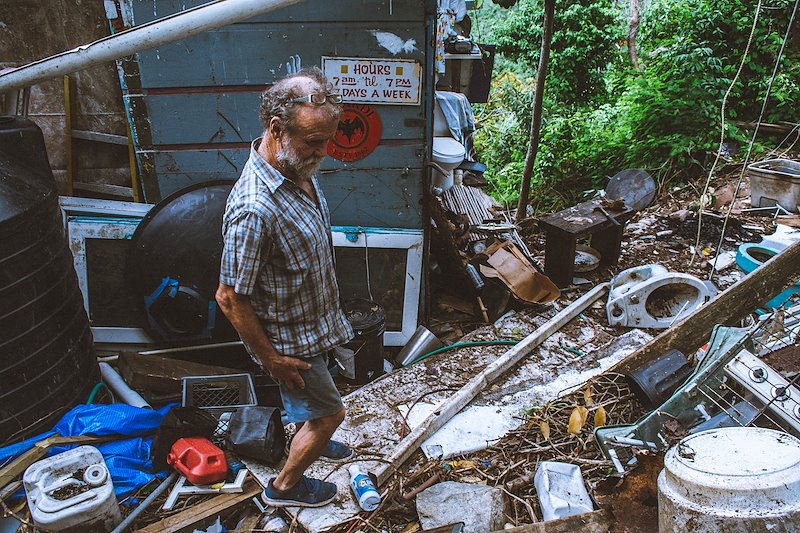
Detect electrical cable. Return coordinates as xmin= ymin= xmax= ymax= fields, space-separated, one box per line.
xmin=710 ymin=0 xmax=800 ymax=279
xmin=692 ymin=0 xmax=762 ymax=267
xmin=86 ymin=381 xmax=114 ymax=404
xmin=766 ymin=122 xmax=800 ymax=159
xmin=405 ymin=339 xmax=520 ymax=366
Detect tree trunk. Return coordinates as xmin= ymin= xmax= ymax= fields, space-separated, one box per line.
xmin=515 ymin=0 xmax=555 ymax=224
xmin=628 ymin=0 xmax=640 ymax=69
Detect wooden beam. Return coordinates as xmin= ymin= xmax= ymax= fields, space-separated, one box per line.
xmin=71 ymin=129 xmax=128 ymax=145
xmin=63 ymin=75 xmax=75 ymax=196
xmin=374 ymin=283 xmax=610 ymax=486
xmin=611 ymin=239 xmax=800 ymax=374
xmin=0 ymin=434 xmax=114 ymax=488
xmin=117 ymin=351 xmax=243 ymax=394
xmin=495 ymin=509 xmax=612 ymax=533
xmin=135 ymin=482 xmax=261 ymax=533
xmin=72 ymin=181 xmax=134 ymax=199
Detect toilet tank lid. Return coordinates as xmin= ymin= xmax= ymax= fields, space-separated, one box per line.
xmin=432 ymin=137 xmax=466 ymax=162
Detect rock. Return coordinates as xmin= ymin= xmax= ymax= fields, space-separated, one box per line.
xmin=416 ymin=481 xmax=507 ymax=532
xmin=712 ymin=250 xmax=737 ymax=271
xmin=670 ymin=209 xmax=691 ymax=222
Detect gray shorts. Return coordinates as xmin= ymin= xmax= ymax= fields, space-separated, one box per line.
xmin=279 ymin=352 xmax=343 ymax=423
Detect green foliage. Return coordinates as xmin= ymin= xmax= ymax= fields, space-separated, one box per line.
xmin=473 ymin=0 xmax=799 ymax=212
xmin=491 ymin=0 xmax=620 ymax=106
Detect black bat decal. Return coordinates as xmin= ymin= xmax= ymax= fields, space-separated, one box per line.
xmin=337 ymin=117 xmax=366 ymax=143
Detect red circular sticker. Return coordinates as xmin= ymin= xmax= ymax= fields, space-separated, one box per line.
xmin=327 ymin=104 xmax=382 ymax=162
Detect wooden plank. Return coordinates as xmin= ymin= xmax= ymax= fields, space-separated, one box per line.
xmin=71 ymin=129 xmax=129 ymax=145
xmin=135 ymin=482 xmax=261 ymax=533
xmin=64 ymin=75 xmax=75 ymax=196
xmin=117 ymin=352 xmax=244 ymax=394
xmin=72 ymin=181 xmax=134 ymax=200
xmin=611 ymin=239 xmax=800 ymax=374
xmin=0 ymin=435 xmax=114 ymax=488
xmin=374 ymin=283 xmax=610 ymax=486
xmin=495 ymin=509 xmax=613 ymax=533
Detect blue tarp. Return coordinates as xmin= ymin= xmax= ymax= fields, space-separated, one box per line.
xmin=0 ymin=403 xmax=174 ymax=499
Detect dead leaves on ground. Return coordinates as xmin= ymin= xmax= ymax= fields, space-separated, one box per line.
xmin=532 ymin=385 xmax=613 ymax=441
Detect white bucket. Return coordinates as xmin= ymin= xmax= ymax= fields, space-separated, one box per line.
xmin=658 ymin=427 xmax=800 ymax=532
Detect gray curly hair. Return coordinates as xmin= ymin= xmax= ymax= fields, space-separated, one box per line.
xmin=259 ymin=66 xmax=341 ymax=132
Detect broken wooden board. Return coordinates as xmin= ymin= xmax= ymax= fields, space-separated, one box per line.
xmin=495 ymin=509 xmax=613 ymax=533
xmin=117 ymin=351 xmax=242 ymax=394
xmin=135 ymin=481 xmax=261 ymax=533
xmin=244 ymin=306 xmax=653 ymax=531
xmin=612 ymin=238 xmax=800 ymax=375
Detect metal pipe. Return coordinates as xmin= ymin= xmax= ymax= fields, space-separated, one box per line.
xmin=0 ymin=0 xmax=303 ymax=93
xmin=99 ymin=362 xmax=151 ymax=409
xmin=111 ymin=471 xmax=178 ymax=533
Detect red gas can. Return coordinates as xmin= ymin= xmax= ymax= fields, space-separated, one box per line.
xmin=166 ymin=437 xmax=228 ymax=485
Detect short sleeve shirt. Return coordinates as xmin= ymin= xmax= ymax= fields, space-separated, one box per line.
xmin=219 ymin=139 xmax=353 ymax=357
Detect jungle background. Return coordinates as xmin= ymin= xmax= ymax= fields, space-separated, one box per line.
xmin=469 ymin=0 xmax=799 ymax=213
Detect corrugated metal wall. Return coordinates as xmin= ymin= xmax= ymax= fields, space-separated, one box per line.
xmin=115 ymin=0 xmax=435 ymax=230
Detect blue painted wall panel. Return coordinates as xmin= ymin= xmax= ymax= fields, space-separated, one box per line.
xmin=138 ymin=93 xmax=423 ymax=146
xmin=119 ymin=0 xmax=433 ymax=232
xmin=151 ymin=145 xmax=424 ymax=228
xmin=133 ymin=23 xmax=426 ymax=88
xmin=128 ymin=0 xmax=428 ymax=25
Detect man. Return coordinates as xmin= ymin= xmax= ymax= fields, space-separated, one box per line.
xmin=216 ymin=67 xmax=353 ymax=508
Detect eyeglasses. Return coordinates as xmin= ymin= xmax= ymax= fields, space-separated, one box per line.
xmin=289 ymin=92 xmax=343 ymax=105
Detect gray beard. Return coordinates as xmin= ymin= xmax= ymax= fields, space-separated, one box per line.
xmin=276 ymin=142 xmax=323 ymax=183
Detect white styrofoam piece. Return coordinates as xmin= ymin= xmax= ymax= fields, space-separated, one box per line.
xmin=397 ymin=403 xmax=518 ymax=459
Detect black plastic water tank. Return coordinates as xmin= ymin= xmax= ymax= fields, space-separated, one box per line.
xmin=126 ymin=180 xmax=237 ymax=343
xmin=0 ymin=116 xmax=99 ymax=444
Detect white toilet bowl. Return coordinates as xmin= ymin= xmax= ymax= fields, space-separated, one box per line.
xmin=431 ymin=136 xmax=465 ymax=194
xmin=607 ymin=264 xmax=716 ymax=328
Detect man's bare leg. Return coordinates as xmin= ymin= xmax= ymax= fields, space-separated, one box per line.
xmin=272 ymin=407 xmax=345 ymax=491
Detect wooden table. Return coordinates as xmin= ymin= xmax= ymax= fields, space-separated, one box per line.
xmin=539 ymin=199 xmax=635 ymax=288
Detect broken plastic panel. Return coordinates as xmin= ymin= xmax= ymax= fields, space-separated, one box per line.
xmin=332 ymin=226 xmax=423 ymax=346
xmin=596 ymin=305 xmax=800 ymax=473
xmin=606 ymin=264 xmax=717 ymax=329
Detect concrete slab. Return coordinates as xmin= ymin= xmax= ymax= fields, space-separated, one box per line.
xmin=244 ymin=311 xmax=653 ymax=531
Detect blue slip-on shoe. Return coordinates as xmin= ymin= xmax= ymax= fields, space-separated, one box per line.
xmin=262 ymin=475 xmax=337 ymax=508
xmin=320 ymin=439 xmax=353 ymax=461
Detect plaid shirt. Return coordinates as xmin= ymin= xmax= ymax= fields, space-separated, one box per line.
xmin=220 ymin=139 xmax=353 ymax=357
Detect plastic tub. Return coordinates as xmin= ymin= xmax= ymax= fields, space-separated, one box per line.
xmin=658 ymin=427 xmax=800 ymax=532
xmin=747 ymin=158 xmax=800 ymax=213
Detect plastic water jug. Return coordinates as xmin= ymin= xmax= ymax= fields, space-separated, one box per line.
xmin=23 ymin=445 xmax=121 ymax=532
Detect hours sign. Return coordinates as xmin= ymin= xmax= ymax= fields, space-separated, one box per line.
xmin=322 ymin=57 xmax=422 ymax=106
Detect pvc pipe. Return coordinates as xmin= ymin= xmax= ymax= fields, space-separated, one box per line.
xmin=139 ymin=340 xmax=243 ymax=356
xmin=98 ymin=362 xmax=151 ymax=409
xmin=0 ymin=0 xmax=303 ymax=93
xmin=111 ymin=471 xmax=178 ymax=533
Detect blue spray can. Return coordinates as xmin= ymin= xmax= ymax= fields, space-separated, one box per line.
xmin=348 ymin=464 xmax=381 ymax=511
